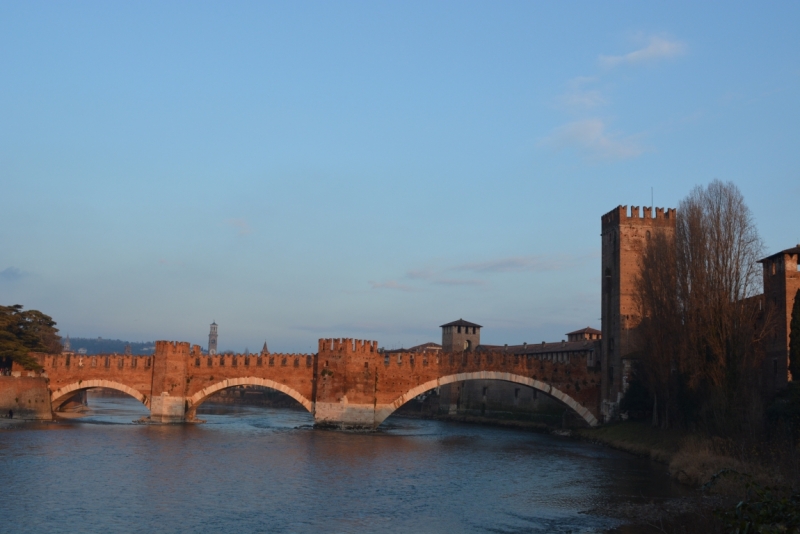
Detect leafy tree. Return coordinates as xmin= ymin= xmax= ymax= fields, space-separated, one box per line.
xmin=0 ymin=304 xmax=61 ymax=370
xmin=790 ymin=289 xmax=800 ymax=382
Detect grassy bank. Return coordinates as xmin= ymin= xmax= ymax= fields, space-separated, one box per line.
xmin=575 ymin=421 xmax=796 ymax=490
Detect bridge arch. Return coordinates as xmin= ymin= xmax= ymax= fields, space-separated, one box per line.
xmin=186 ymin=377 xmax=314 ymax=418
xmin=51 ymin=380 xmax=148 ymax=410
xmin=376 ymin=371 xmax=598 ymax=427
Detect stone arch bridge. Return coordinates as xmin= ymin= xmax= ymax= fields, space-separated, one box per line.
xmin=37 ymin=338 xmax=601 ymax=428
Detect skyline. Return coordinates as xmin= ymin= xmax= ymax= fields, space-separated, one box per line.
xmin=2 ymin=3 xmax=799 ymax=352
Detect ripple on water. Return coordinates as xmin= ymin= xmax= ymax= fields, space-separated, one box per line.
xmin=0 ymin=397 xmax=687 ymax=533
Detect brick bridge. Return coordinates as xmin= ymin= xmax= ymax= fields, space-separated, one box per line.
xmin=37 ymin=338 xmax=601 ymax=428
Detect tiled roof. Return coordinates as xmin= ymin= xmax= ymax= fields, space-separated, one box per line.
xmin=566 ymin=327 xmax=601 ymax=335
xmin=440 ymin=319 xmax=482 ymax=328
xmin=759 ymin=245 xmax=800 ymax=262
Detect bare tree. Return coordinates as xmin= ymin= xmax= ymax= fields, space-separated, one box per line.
xmin=635 ymin=230 xmax=680 ymax=428
xmin=635 ymin=180 xmax=770 ymax=434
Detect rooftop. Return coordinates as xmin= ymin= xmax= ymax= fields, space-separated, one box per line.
xmin=440 ymin=318 xmax=482 ymax=328
xmin=478 ymin=339 xmax=598 ymax=354
xmin=565 ymin=327 xmax=601 ymax=336
xmin=759 ymin=245 xmax=800 ymax=263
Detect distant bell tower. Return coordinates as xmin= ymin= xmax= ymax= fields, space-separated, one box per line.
xmin=440 ymin=319 xmax=481 ymax=352
xmin=208 ymin=322 xmax=218 ymax=355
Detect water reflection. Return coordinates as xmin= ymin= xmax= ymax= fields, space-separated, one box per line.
xmin=0 ymin=396 xmax=685 ymax=533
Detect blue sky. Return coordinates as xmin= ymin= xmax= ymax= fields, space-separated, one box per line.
xmin=1 ymin=2 xmax=798 ymax=353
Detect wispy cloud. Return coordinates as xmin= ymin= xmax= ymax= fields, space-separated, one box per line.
xmin=0 ymin=267 xmax=26 ymax=282
xmin=433 ymin=278 xmax=486 ymax=286
xmin=453 ymin=255 xmax=583 ymax=274
xmin=599 ymin=36 xmax=687 ymax=68
xmin=556 ymin=77 xmax=606 ymax=112
xmin=406 ymin=268 xmax=484 ymax=286
xmin=369 ymin=280 xmax=418 ymax=292
xmin=540 ymin=118 xmax=643 ymax=161
xmin=225 ymin=218 xmax=252 ymax=236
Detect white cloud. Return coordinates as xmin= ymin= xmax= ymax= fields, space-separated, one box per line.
xmin=540 ymin=118 xmax=643 ymax=161
xmin=225 ymin=218 xmax=252 ymax=236
xmin=599 ymin=36 xmax=687 ymax=68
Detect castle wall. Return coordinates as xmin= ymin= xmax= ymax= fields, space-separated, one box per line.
xmin=0 ymin=377 xmax=52 ymax=420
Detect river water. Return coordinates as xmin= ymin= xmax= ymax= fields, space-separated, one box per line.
xmin=0 ymin=396 xmax=685 ymax=533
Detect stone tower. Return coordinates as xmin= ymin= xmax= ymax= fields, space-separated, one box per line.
xmin=441 ymin=319 xmax=481 ymax=352
xmin=759 ymin=245 xmax=800 ymax=391
xmin=208 ymin=322 xmax=218 ymax=355
xmin=600 ymin=205 xmax=676 ymax=414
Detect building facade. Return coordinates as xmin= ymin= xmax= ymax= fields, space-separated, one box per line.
xmin=759 ymin=245 xmax=800 ymax=392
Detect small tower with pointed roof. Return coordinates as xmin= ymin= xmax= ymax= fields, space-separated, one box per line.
xmin=441 ymin=319 xmax=482 ymax=352
xmin=208 ymin=322 xmax=218 ymax=355
xmin=261 ymin=341 xmax=269 ymax=355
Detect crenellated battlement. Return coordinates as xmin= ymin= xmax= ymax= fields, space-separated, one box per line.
xmin=318 ymin=338 xmax=378 ymax=354
xmin=601 ymin=205 xmax=676 ymax=229
xmin=30 ymin=352 xmax=154 ymax=374
xmin=155 ymin=340 xmax=191 ymax=356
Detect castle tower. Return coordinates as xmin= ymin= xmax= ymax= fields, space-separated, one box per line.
xmin=63 ymin=335 xmax=71 ymax=353
xmin=208 ymin=322 xmax=218 ymax=355
xmin=600 ymin=205 xmax=676 ymax=411
xmin=261 ymin=341 xmax=269 ymax=355
xmin=759 ymin=245 xmax=800 ymax=391
xmin=440 ymin=319 xmax=481 ymax=352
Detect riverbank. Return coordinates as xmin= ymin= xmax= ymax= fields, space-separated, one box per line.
xmin=574 ymin=422 xmax=797 ymax=491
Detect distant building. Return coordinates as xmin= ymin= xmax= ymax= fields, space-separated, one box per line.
xmin=566 ymin=327 xmax=602 ymax=342
xmin=62 ymin=335 xmax=71 ymax=353
xmin=208 ymin=322 xmax=218 ymax=355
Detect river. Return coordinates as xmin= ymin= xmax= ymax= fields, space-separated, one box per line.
xmin=0 ymin=395 xmax=686 ymax=533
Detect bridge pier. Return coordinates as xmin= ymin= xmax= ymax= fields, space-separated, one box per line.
xmin=149 ymin=392 xmax=186 ymax=423
xmin=147 ymin=341 xmax=190 ymax=423
xmin=314 ymin=401 xmax=378 ymax=430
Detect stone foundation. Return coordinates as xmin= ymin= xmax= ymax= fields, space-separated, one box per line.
xmin=0 ymin=377 xmax=52 ymax=420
